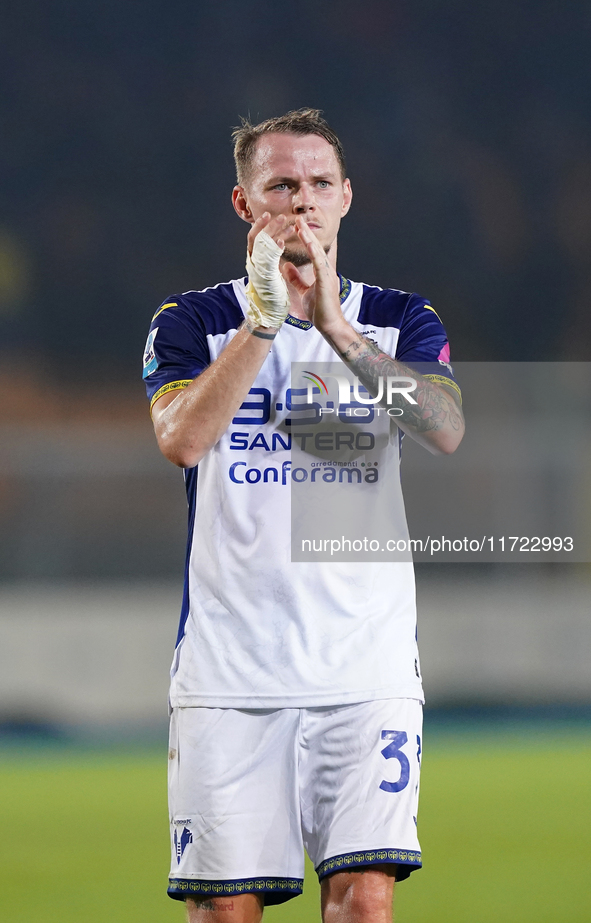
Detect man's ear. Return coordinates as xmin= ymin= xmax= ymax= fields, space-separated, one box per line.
xmin=232 ymin=186 xmax=254 ymax=223
xmin=341 ymin=178 xmax=353 ymax=217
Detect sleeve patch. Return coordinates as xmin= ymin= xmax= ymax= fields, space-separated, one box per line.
xmin=150 ymin=379 xmax=193 ymax=413
xmin=142 ymin=328 xmax=159 ymax=379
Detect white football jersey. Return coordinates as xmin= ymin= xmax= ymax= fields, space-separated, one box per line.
xmin=144 ymin=276 xmax=458 ymax=707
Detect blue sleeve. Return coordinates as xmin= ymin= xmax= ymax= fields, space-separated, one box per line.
xmin=396 ymin=294 xmax=449 ymax=364
xmin=396 ymin=293 xmax=460 ymax=399
xmin=142 ymin=295 xmax=210 ymax=410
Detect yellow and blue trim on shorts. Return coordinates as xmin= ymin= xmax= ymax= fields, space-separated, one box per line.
xmin=167 ymin=848 xmax=421 ymax=902
xmin=167 ymin=876 xmax=303 ymax=905
xmin=317 ymin=847 xmax=422 ymax=882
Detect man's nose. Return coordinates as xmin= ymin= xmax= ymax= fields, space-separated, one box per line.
xmin=293 ymin=184 xmax=315 ymax=212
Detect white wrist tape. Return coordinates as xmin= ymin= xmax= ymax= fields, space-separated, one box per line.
xmin=245 ymin=231 xmax=290 ymax=329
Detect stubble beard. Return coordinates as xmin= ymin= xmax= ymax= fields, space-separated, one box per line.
xmin=282 ymin=243 xmax=331 ymax=268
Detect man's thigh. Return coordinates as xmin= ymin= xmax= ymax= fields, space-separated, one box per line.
xmin=167 ymin=706 xmax=305 ymax=906
xmin=300 ymin=698 xmax=423 ymax=883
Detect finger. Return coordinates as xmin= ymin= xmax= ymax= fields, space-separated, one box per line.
xmin=247 ymin=212 xmax=272 ymax=255
xmin=264 ymin=214 xmax=293 ymax=246
xmin=294 ymin=219 xmax=332 ymax=277
xmin=294 ymin=218 xmax=324 ymax=259
xmin=294 ymin=219 xmax=339 ymax=300
xmin=247 ymin=214 xmax=292 ymax=255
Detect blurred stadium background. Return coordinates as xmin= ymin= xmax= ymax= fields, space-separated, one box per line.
xmin=1 ymin=1 xmax=590 ymax=920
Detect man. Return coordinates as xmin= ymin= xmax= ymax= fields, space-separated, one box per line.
xmin=143 ymin=108 xmax=464 ymax=923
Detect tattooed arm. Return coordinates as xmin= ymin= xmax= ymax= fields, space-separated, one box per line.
xmin=283 ymin=217 xmax=465 ymax=455
xmin=327 ymin=328 xmax=464 ymax=455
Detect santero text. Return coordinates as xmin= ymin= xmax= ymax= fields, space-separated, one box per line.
xmin=230 ymin=430 xmax=375 ymax=452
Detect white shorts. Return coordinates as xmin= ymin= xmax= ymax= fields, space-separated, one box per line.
xmin=167 ymin=698 xmax=422 ymax=905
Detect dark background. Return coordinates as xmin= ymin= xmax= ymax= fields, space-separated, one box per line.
xmin=1 ymin=0 xmax=590 ymax=394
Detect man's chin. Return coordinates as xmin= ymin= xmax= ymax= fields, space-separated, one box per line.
xmin=282 ymin=248 xmax=311 ymax=268
xmin=282 ymin=244 xmax=331 ymax=268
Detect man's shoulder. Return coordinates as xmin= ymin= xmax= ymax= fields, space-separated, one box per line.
xmin=354 ymin=282 xmax=431 ymax=331
xmin=151 ymin=279 xmax=246 ymax=337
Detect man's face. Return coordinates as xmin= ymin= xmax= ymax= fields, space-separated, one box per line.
xmin=235 ymin=133 xmax=352 ymax=266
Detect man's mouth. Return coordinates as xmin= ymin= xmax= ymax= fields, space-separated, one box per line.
xmin=284 ymin=221 xmax=321 ymax=233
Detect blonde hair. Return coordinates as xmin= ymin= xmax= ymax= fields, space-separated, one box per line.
xmin=232 ymin=107 xmax=347 ymax=186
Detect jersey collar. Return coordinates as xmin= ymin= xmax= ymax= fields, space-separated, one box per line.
xmin=284 ymin=275 xmax=351 ymax=331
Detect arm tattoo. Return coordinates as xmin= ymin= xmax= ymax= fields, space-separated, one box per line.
xmin=334 ymin=334 xmax=463 ymax=434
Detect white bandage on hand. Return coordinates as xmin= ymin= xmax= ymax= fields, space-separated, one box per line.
xmin=245 ymin=231 xmax=290 ymax=329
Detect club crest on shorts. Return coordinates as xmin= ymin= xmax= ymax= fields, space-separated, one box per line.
xmin=174 ymin=825 xmax=193 ymax=863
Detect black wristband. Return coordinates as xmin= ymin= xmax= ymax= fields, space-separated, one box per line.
xmin=250 ymin=328 xmax=277 ymax=340
xmin=243 ymin=318 xmax=280 ymax=339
